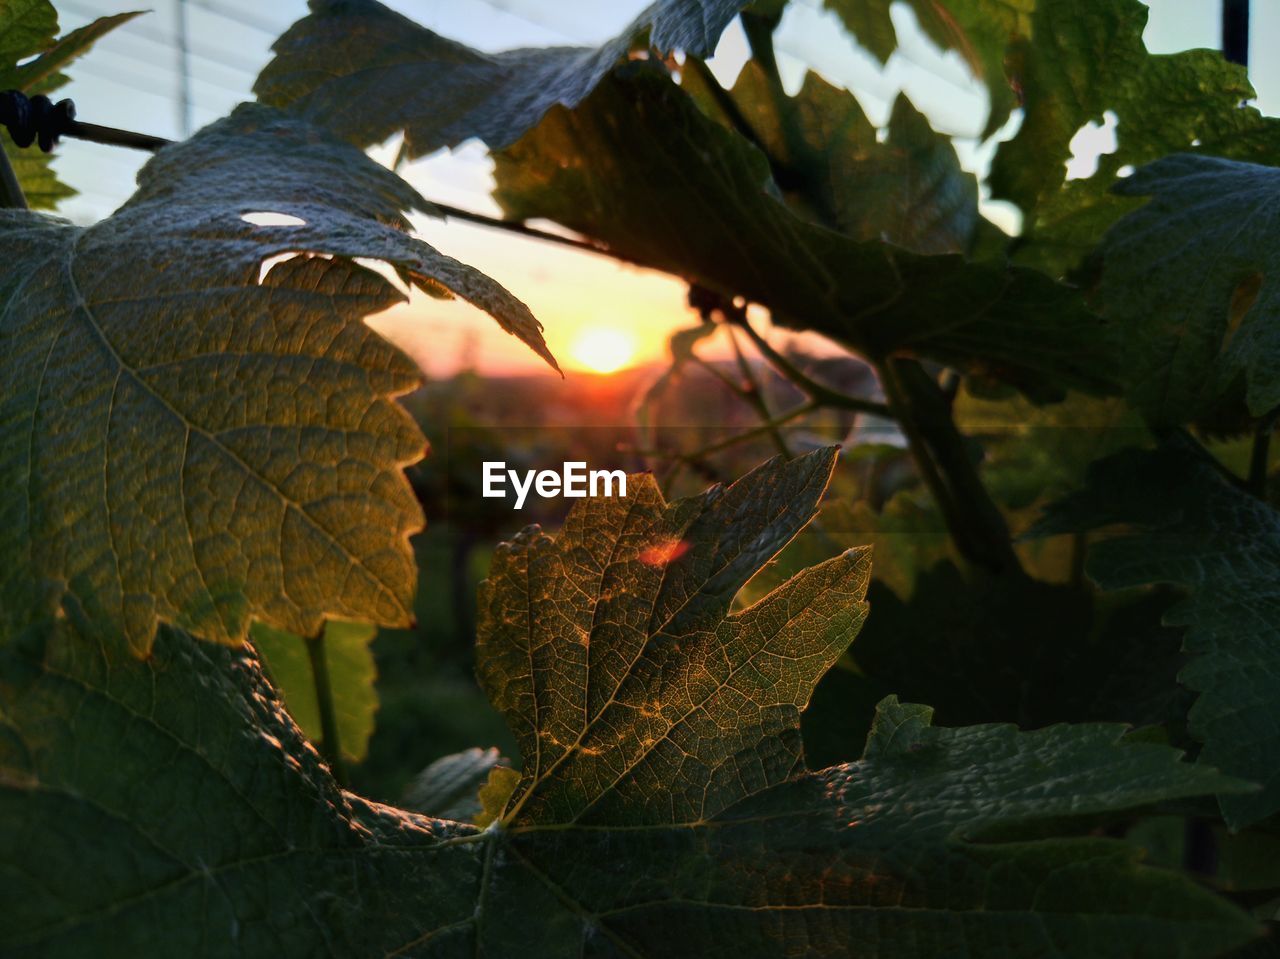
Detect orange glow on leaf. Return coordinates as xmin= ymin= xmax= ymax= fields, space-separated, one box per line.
xmin=639 ymin=538 xmax=690 ymax=567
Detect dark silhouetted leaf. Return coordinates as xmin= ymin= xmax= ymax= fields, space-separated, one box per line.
xmin=255 ymin=0 xmax=751 ymax=156
xmin=1100 ymin=155 xmax=1280 ymax=426
xmin=1035 ymin=443 xmax=1280 ymax=828
xmin=495 ymin=66 xmax=1113 ymax=397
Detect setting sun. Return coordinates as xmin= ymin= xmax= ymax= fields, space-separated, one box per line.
xmin=569 ymin=328 xmax=638 ymax=374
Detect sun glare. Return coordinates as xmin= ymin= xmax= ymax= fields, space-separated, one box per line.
xmin=569 ymin=329 xmax=638 ymax=374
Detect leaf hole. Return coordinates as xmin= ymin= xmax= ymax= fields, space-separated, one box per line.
xmin=1065 ymin=110 xmax=1118 ymax=181
xmin=241 ymin=211 xmax=307 ymax=227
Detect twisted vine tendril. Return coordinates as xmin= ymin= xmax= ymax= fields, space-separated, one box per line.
xmin=0 ymin=91 xmax=76 ymax=152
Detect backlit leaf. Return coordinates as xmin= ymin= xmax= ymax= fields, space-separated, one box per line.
xmin=251 ymin=619 xmax=379 ymax=763
xmin=823 ymin=0 xmax=1032 ymax=138
xmin=990 ymin=0 xmax=1280 ymax=276
xmin=0 ymin=455 xmax=1258 ymax=957
xmin=0 ymin=103 xmax=552 ymax=654
xmin=685 ymin=63 xmax=979 ymax=253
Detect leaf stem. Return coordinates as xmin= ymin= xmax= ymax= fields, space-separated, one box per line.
xmin=306 ymin=628 xmax=348 ymax=787
xmin=726 ymin=325 xmax=793 ymax=459
xmin=730 ymin=308 xmax=891 ymax=417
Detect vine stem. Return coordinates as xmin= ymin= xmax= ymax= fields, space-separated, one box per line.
xmin=878 ymin=358 xmax=1021 ymax=574
xmin=729 ymin=308 xmax=891 ymax=417
xmin=306 ymin=629 xmax=348 ymax=788
xmin=726 ymin=324 xmax=793 ymax=459
xmin=48 ymin=121 xmax=644 ymax=264
xmin=0 ymin=147 xmax=26 ymax=209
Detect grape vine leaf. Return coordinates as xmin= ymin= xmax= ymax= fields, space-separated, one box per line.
xmin=0 ymin=0 xmax=56 ymax=69
xmin=254 ymin=0 xmax=751 ymax=157
xmin=494 ymin=65 xmax=1114 ymax=397
xmin=1098 ymin=154 xmax=1280 ymax=426
xmin=684 ymin=62 xmax=979 ymax=254
xmin=988 ymin=0 xmax=1280 ymax=276
xmin=0 ymin=102 xmax=554 ymax=655
xmin=1033 ymin=442 xmax=1280 ymax=829
xmin=0 ymin=451 xmax=1260 ymax=956
xmin=251 ymin=619 xmax=379 ymax=763
xmin=822 ymin=0 xmax=1029 ymax=139
xmin=0 ymin=2 xmax=140 ymax=208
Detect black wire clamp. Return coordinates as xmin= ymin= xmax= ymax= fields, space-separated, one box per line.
xmin=0 ymin=91 xmax=77 ymax=152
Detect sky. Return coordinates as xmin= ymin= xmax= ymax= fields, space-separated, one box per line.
xmin=48 ymin=0 xmax=1280 ymax=377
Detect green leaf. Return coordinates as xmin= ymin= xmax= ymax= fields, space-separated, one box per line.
xmin=0 ymin=103 xmax=553 ymax=654
xmin=401 ymin=746 xmax=507 ymax=821
xmin=255 ymin=0 xmax=751 ymax=156
xmin=495 ymin=65 xmax=1113 ymax=397
xmin=0 ymin=0 xmax=57 ymax=68
xmin=251 ymin=619 xmax=378 ymax=763
xmin=1 ymin=453 xmax=1259 ymax=956
xmin=0 ymin=621 xmax=484 ymax=958
xmin=823 ymin=0 xmax=1031 ymax=138
xmin=1034 ymin=443 xmax=1280 ymax=828
xmin=685 ymin=62 xmax=980 ymax=253
xmin=0 ymin=11 xmax=141 ymax=91
xmin=1099 ymin=155 xmax=1280 ymax=426
xmin=990 ymin=0 xmax=1280 ymax=276
xmin=0 ymin=4 xmax=139 ymax=208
